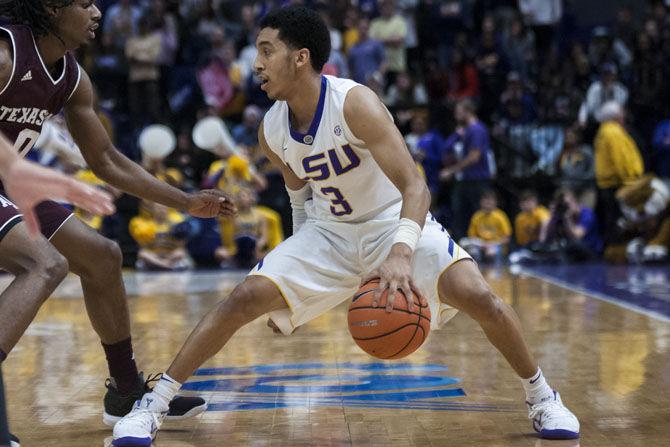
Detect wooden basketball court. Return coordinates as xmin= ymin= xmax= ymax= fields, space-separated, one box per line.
xmin=2 ymin=267 xmax=669 ymax=446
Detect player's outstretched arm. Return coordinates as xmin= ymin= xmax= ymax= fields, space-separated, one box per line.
xmin=344 ymin=85 xmax=430 ymax=312
xmin=0 ymin=132 xmax=115 ymax=236
xmin=63 ymin=69 xmax=235 ymax=219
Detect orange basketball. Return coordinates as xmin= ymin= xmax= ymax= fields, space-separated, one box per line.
xmin=348 ymin=279 xmax=431 ymax=359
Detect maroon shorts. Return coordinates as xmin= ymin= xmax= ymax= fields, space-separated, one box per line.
xmin=0 ymin=184 xmax=73 ymax=241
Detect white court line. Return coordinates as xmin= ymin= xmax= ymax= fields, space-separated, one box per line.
xmin=517 ymin=266 xmax=670 ymax=324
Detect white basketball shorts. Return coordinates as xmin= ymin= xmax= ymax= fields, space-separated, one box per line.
xmin=248 ymin=202 xmax=471 ymax=335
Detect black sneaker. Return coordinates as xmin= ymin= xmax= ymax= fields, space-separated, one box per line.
xmin=103 ymin=372 xmax=207 ymax=426
xmin=9 ymin=433 xmax=20 ymax=447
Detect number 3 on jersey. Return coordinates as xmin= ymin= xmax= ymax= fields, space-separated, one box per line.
xmin=321 ymin=187 xmax=352 ymax=216
xmin=14 ymin=129 xmax=40 ymax=157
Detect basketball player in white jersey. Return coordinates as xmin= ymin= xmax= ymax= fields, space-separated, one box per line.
xmin=113 ymin=6 xmax=579 ymax=445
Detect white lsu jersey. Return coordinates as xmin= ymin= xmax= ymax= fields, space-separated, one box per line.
xmin=263 ymin=75 xmax=402 ymax=222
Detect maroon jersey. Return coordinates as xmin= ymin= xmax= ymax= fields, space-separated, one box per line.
xmin=0 ymin=24 xmax=80 ymax=155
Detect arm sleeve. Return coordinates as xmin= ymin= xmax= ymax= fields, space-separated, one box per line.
xmin=287 ymin=183 xmax=312 ymax=234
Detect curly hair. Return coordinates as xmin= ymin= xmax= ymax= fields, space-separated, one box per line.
xmin=259 ymin=6 xmax=331 ymax=72
xmin=0 ymin=0 xmax=74 ymax=37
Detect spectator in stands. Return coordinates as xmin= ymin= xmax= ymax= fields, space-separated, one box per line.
xmin=652 ymin=116 xmax=670 ymax=180
xmin=587 ymin=26 xmax=633 ymax=72
xmin=321 ymin=9 xmax=349 ymax=78
xmin=342 ymin=8 xmax=361 ymax=53
xmin=203 ymin=134 xmax=267 ymax=193
xmin=540 ymin=188 xmax=602 ymax=262
xmin=498 ymin=71 xmax=537 ymax=127
xmin=502 ymin=14 xmax=535 ymax=81
xmin=232 ymin=105 xmax=263 ymax=149
xmin=614 ymin=5 xmax=637 ymax=52
xmin=460 ymin=189 xmax=512 ymax=263
xmin=514 ymin=190 xmax=550 ymax=247
xmin=103 ymin=0 xmax=142 ymax=54
xmin=476 ymin=15 xmax=509 ymax=121
xmin=165 ymin=128 xmax=215 ymax=191
xmin=370 ymin=0 xmax=408 ymax=84
xmin=445 ymin=48 xmax=480 ymax=101
xmin=594 ymin=101 xmax=644 ymax=243
xmin=149 ymin=0 xmax=180 ymax=101
xmin=441 ymin=99 xmax=496 ymax=239
xmin=216 ymin=187 xmax=270 ymax=269
xmin=557 ymin=126 xmax=595 ymax=191
xmin=406 ymin=111 xmax=444 ymax=197
xmin=348 ymin=18 xmax=386 ymax=85
xmin=125 ymin=14 xmax=163 ymax=127
xmin=130 ymin=201 xmax=192 ymax=271
xmin=518 ymin=0 xmax=562 ymax=60
xmin=198 ymin=28 xmax=244 ymax=116
xmin=578 ymin=63 xmax=629 ymax=131
xmin=385 ymin=71 xmax=428 ymax=109
xmin=630 ymin=31 xmax=665 ymax=141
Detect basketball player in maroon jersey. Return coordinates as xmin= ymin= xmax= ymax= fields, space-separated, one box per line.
xmin=0 ymin=131 xmax=115 ymax=447
xmin=0 ymin=0 xmax=235 ymax=436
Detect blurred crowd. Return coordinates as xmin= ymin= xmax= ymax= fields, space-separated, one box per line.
xmin=26 ymin=0 xmax=670 ymax=268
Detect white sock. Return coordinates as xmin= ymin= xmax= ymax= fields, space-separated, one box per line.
xmin=143 ymin=373 xmax=181 ymax=411
xmin=521 ymin=368 xmax=553 ymax=405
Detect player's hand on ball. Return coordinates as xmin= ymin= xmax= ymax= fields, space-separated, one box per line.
xmin=187 ymin=189 xmax=237 ymax=218
xmin=361 ymin=244 xmax=427 ymax=313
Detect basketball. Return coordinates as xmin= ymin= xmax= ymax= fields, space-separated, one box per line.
xmin=348 ymin=279 xmax=431 ymax=359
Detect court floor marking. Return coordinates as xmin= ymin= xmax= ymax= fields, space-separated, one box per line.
xmin=516 ymin=266 xmax=670 ymax=323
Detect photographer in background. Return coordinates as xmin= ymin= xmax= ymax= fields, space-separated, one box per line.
xmin=539 ymin=188 xmax=602 ymax=262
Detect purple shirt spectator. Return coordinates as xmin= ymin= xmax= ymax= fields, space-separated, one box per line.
xmin=577 ymin=207 xmax=603 ymax=254
xmin=348 ymin=39 xmax=386 ymax=85
xmin=461 ymin=122 xmax=494 ymax=181
xmin=348 ymin=18 xmax=386 ymax=85
xmin=416 ymin=130 xmax=445 ymax=193
xmin=652 ymin=119 xmax=670 ymax=178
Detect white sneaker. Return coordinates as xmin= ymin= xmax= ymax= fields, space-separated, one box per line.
xmin=112 ymin=394 xmax=167 ymax=446
xmin=527 ymin=391 xmax=580 ymax=439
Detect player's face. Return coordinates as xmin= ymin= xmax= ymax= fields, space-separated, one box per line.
xmin=53 ymin=0 xmax=101 ymax=49
xmin=254 ymin=28 xmax=297 ymax=100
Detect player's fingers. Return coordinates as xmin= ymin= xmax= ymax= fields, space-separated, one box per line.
xmin=372 ymin=277 xmax=387 ymax=308
xmin=400 ymin=281 xmax=414 ymax=312
xmin=409 ymin=281 xmax=428 ymax=306
xmin=386 ymin=280 xmax=399 ymax=312
xmin=68 ymin=186 xmax=115 ymax=215
xmin=360 ymin=271 xmax=378 ymax=287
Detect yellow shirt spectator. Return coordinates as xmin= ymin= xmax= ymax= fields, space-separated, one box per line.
xmin=468 ymin=208 xmax=512 ymax=242
xmin=129 ymin=205 xmax=186 ymax=253
xmin=594 ymin=121 xmax=644 ymax=189
xmin=515 ymin=206 xmax=550 ymax=246
xmin=219 ymin=207 xmax=268 ymax=255
xmin=206 ymin=155 xmax=252 ymax=192
xmin=369 ymin=14 xmax=407 ymax=73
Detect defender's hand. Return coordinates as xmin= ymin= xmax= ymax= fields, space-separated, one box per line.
xmin=360 ymin=244 xmax=427 ymax=313
xmin=4 ymin=159 xmax=115 ymax=236
xmin=187 ymin=189 xmax=236 ymax=218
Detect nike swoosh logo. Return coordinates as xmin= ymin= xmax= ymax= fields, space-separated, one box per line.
xmin=529 ymin=375 xmax=540 ymax=384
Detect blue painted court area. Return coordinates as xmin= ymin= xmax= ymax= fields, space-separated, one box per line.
xmin=518 ymin=263 xmax=670 ymax=321
xmin=183 ymin=362 xmax=516 ymax=413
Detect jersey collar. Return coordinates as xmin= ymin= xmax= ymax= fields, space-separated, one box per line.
xmin=288 ymin=76 xmax=327 ymax=145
